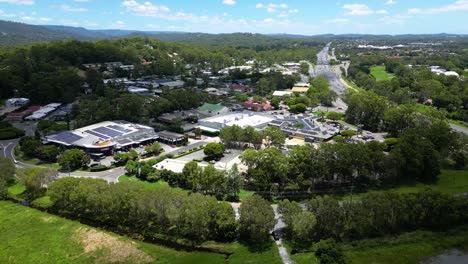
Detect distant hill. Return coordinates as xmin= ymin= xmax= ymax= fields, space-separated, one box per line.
xmin=0 ymin=20 xmax=90 ymax=46
xmin=1 ymin=20 xmax=467 ymax=47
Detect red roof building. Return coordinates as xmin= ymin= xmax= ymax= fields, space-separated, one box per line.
xmin=240 ymin=101 xmax=273 ymax=111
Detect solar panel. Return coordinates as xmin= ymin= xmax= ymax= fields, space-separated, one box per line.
xmin=108 ymin=125 xmax=132 ymax=133
xmin=116 ymin=138 xmax=132 ymax=144
xmin=85 ymin=130 xmax=111 ymax=139
xmin=93 ymin=127 xmax=123 ymax=137
xmin=53 ymin=131 xmax=82 ymax=144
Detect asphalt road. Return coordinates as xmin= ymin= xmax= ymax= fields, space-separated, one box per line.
xmin=311 ymin=42 xmax=348 ymax=95
xmin=450 ymin=124 xmax=468 ymax=135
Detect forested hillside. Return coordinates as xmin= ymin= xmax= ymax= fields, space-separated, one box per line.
xmin=0 ymin=20 xmax=88 ymax=46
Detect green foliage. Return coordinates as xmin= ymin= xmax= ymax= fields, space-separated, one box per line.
xmin=0 ymin=158 xmax=16 ymax=199
xmin=263 ymin=126 xmax=286 ymax=147
xmin=89 ymin=165 xmax=109 ymax=172
xmin=47 ymin=177 xmax=237 ymax=243
xmin=220 ymin=125 xmax=263 ymax=149
xmin=315 ymin=239 xmax=345 ymax=264
xmin=58 ymin=149 xmax=89 ymax=171
xmin=17 ymin=167 xmax=58 ymax=200
xmin=305 ymin=190 xmax=468 ymax=242
xmin=204 ymin=142 xmax=225 ymax=160
xmin=327 ymin=112 xmax=344 ymax=121
xmin=345 ymin=91 xmax=388 ymax=131
xmin=239 ymin=195 xmax=275 ymax=247
xmin=340 ymin=130 xmax=357 ymax=138
xmin=144 ymin=142 xmax=162 ymax=156
xmin=0 ymin=121 xmax=25 ymax=140
xmin=307 ymin=77 xmax=337 ymax=107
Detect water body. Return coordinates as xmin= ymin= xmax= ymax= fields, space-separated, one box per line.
xmin=421 ymin=250 xmax=468 ymax=264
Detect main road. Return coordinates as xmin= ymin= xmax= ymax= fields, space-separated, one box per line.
xmin=0 ymin=139 xmax=124 ymax=182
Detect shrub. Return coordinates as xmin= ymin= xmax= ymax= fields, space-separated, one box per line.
xmin=315 ymin=239 xmax=345 ymax=264
xmin=90 ymin=165 xmax=109 ymax=172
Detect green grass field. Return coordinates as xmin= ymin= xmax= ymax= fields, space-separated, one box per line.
xmin=0 ymin=201 xmax=282 ymax=264
xmin=370 ymin=66 xmax=395 ymax=81
xmin=289 ymin=226 xmax=468 ymax=264
xmin=340 ymin=170 xmax=468 ymax=201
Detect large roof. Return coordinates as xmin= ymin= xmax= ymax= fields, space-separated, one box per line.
xmin=45 ymin=121 xmax=158 ymax=149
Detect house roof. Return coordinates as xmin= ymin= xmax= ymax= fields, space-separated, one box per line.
xmin=292 ymin=87 xmax=310 ymax=93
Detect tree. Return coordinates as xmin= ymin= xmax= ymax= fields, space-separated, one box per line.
xmin=239 ymin=195 xmax=275 ymax=247
xmin=345 ymin=91 xmax=388 ymax=131
xmin=0 ymin=158 xmax=15 ymax=199
xmin=17 ymin=167 xmax=58 ymax=200
xmin=38 ymin=145 xmax=61 ymax=162
xmin=224 ymin=164 xmax=242 ymax=200
xmin=188 ymin=164 xmax=226 ymax=197
xmin=263 ymin=126 xmax=286 ymax=148
xmin=289 ymin=103 xmax=307 ymax=113
xmin=315 ymin=239 xmax=345 ymax=264
xmin=58 ymin=149 xmax=89 ymax=171
xmin=144 ymin=142 xmax=162 ymax=156
xmin=292 ymin=211 xmax=317 ymax=242
xmin=204 ymin=142 xmax=225 ymax=160
xmin=240 ymin=148 xmax=289 ymax=194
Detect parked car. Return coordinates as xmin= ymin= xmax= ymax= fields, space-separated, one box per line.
xmin=271 ymin=231 xmax=280 ymax=241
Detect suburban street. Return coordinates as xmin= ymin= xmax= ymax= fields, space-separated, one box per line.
xmin=450 ymin=124 xmax=468 ymax=135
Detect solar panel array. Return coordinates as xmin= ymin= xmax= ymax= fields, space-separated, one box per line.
xmin=93 ymin=127 xmax=123 ymax=137
xmin=53 ymin=131 xmax=83 ymax=144
xmin=85 ymin=130 xmax=110 ymax=139
xmin=108 ymin=125 xmax=132 ymax=133
xmin=116 ymin=138 xmax=132 ymax=144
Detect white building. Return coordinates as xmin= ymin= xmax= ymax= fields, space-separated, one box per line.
xmin=198 ymin=111 xmax=274 ymax=133
xmin=6 ymin=98 xmax=29 ymax=107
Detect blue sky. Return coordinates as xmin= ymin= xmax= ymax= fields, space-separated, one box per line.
xmin=0 ymin=0 xmax=467 ymax=34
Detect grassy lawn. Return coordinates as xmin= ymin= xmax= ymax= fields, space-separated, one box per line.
xmin=16 ymin=151 xmax=61 ymax=169
xmin=344 ymin=226 xmax=468 ymax=264
xmin=370 ymin=66 xmax=395 ymax=81
xmin=289 ymin=226 xmax=468 ymax=264
xmin=0 ymin=201 xmax=283 ymax=264
xmin=238 ymin=189 xmax=255 ymax=201
xmin=7 ymin=181 xmax=26 ymax=198
xmin=340 ymin=170 xmax=468 ymax=201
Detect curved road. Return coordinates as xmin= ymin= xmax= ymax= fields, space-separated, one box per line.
xmin=0 ymin=139 xmax=124 ymax=182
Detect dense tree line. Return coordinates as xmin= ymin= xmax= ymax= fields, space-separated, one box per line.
xmin=220 ymin=125 xmax=286 ymax=149
xmin=279 ymin=190 xmax=468 ymax=243
xmin=0 ymin=37 xmax=320 ymax=104
xmin=347 ymin=55 xmax=467 ymax=121
xmin=48 ymin=177 xmax=237 ymax=243
xmin=239 ymin=120 xmax=466 ymax=197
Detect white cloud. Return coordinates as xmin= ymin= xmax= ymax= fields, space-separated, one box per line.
xmin=385 ymin=0 xmax=397 ymax=5
xmin=74 ymin=0 xmax=90 ymax=2
xmin=343 ymin=4 xmax=387 ymax=15
xmin=116 ymin=20 xmax=125 ymax=25
xmin=343 ymin=4 xmax=374 ymax=15
xmin=222 ymin=0 xmax=236 ymax=5
xmin=59 ymin=4 xmax=88 ymax=12
xmin=256 ymin=3 xmax=288 ymax=13
xmin=0 ymin=9 xmax=16 ymax=17
xmin=379 ymin=14 xmax=409 ymax=25
xmin=409 ymin=0 xmax=468 ymax=14
xmin=0 ymin=0 xmax=34 ymax=5
xmin=121 ymin=0 xmax=170 ymax=16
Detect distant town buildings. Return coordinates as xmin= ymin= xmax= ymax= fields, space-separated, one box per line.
xmin=198 ymin=111 xmax=274 ymax=133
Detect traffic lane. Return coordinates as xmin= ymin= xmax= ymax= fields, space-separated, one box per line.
xmin=450 ymin=124 xmax=468 ymax=135
xmin=0 ymin=139 xmax=18 ymax=160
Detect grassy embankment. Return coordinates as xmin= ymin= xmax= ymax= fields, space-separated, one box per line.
xmin=370 ymin=66 xmax=395 ymax=81
xmin=340 ymin=169 xmax=468 ymax=201
xmin=0 ymin=200 xmax=281 ymax=264
xmin=288 ymin=225 xmax=468 ymax=264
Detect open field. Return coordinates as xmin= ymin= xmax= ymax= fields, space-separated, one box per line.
xmin=340 ymin=170 xmax=468 ymax=201
xmin=0 ymin=201 xmax=282 ymax=264
xmin=289 ymin=225 xmax=468 ymax=264
xmin=370 ymin=66 xmax=395 ymax=81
